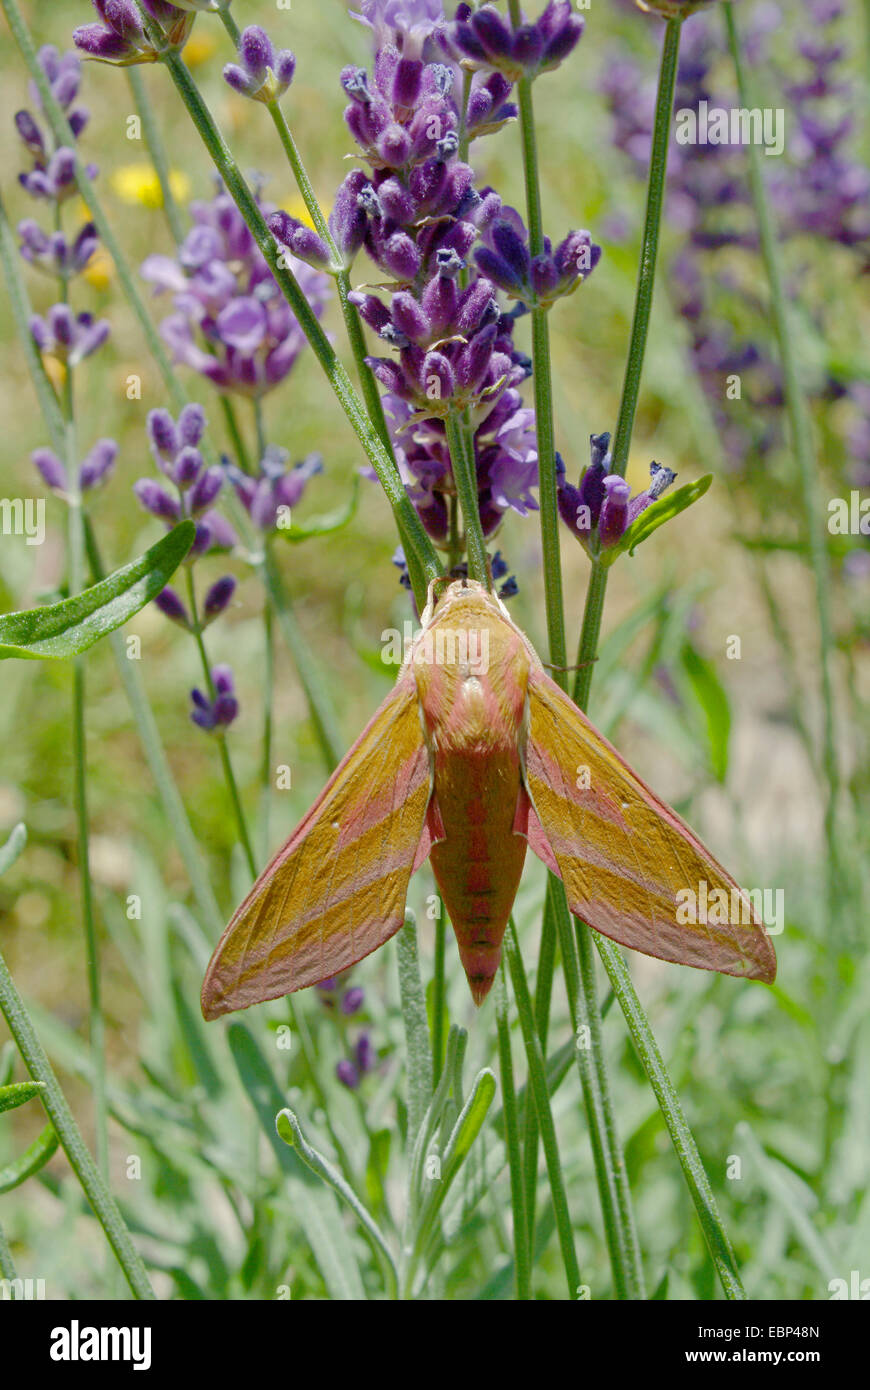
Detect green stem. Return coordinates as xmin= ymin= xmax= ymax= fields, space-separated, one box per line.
xmin=0 ymin=1223 xmax=15 ymax=1282
xmin=185 ymin=568 xmax=257 ymax=879
xmin=260 ymin=599 xmax=274 ymax=861
xmin=495 ymin=964 xmax=531 ymax=1299
xmin=505 ymin=17 xmax=566 ymax=673
xmin=56 ymin=269 xmax=109 ymax=1183
xmin=0 ymin=948 xmax=155 ymax=1299
xmin=125 ymin=64 xmax=185 ymax=244
xmin=724 ymin=0 xmax=840 ymax=909
xmin=520 ymin=889 xmax=557 ymax=1248
xmin=595 ymin=939 xmax=746 ymax=1300
xmin=0 ymin=191 xmax=65 ymax=452
xmin=431 ymin=899 xmax=447 ymax=1085
xmin=445 ymin=409 xmax=489 ymax=584
xmin=561 ymin=10 xmax=743 ymax=1302
xmin=504 ymin=921 xmax=580 ymax=1299
xmin=507 ymin=1 xmax=647 ymax=1299
xmin=555 ymin=890 xmax=645 ymax=1298
xmin=611 ymin=18 xmax=682 ymax=480
xmin=216 ymin=2 xmax=242 ymax=47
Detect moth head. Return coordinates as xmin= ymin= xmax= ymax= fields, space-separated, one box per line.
xmin=421 ymin=575 xmax=508 ymax=628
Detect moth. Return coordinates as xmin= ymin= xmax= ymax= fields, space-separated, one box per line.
xmin=201 ymin=578 xmax=776 ymax=1019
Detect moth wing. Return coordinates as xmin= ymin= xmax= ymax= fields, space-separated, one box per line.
xmin=522 ymin=667 xmax=776 ymax=982
xmin=202 ymin=669 xmax=432 ymax=1019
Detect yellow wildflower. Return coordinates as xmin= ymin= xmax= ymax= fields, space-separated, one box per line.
xmin=109 ymin=164 xmax=191 ymax=209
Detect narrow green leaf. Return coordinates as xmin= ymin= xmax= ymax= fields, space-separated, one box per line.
xmin=0 ymin=522 xmax=195 ymax=660
xmin=601 ymin=474 xmax=714 ymax=567
xmin=226 ymin=1023 xmax=365 ymax=1300
xmin=274 ymin=475 xmax=359 ymax=542
xmin=0 ymin=824 xmax=27 ymax=878
xmin=0 ymin=1123 xmax=59 ymax=1193
xmin=277 ymin=1107 xmax=397 ymax=1294
xmin=397 ymin=911 xmax=433 ymax=1143
xmin=680 ymin=640 xmax=731 ymax=782
xmin=0 ymin=1081 xmax=46 ymax=1114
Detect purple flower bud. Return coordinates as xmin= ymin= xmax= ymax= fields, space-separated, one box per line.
xmin=457 ymin=322 xmax=497 ymax=392
xmin=32 ymin=447 xmax=67 ymax=491
xmin=134 ymin=478 xmax=180 ymax=522
xmin=173 ymin=446 xmax=203 ymax=489
xmin=391 ymin=291 xmax=431 ymax=345
xmin=15 ymin=110 xmax=44 ymax=157
xmin=348 ymin=291 xmax=391 ymax=335
xmin=471 ymin=7 xmax=515 ymax=62
xmin=274 ymin=218 xmax=331 ymax=272
xmin=456 ymin=278 xmax=495 ymax=335
xmin=422 ymin=350 xmax=456 ymax=404
xmin=598 ymin=474 xmax=631 ymax=548
xmin=203 ymin=575 xmax=236 ymax=623
xmin=239 ymin=26 xmax=274 ymax=81
xmin=513 ymin=24 xmax=544 ymax=71
xmin=377 ymin=123 xmax=412 ymax=167
xmin=341 ymin=985 xmax=365 ymax=1016
xmin=379 ymin=231 xmax=421 ymax=280
xmin=273 ymin=51 xmax=297 ymax=89
xmin=29 ymin=314 xmax=52 ymax=352
xmin=189 ymin=466 xmax=223 ymax=513
xmin=78 ymin=437 xmax=118 ymax=490
xmin=392 ymin=58 xmax=423 ymax=108
xmin=329 ymin=171 xmax=369 ymax=261
xmin=223 ymin=64 xmax=253 ymax=96
xmin=154 ymin=586 xmax=189 ymax=627
xmin=147 ymin=408 xmax=178 ymax=462
xmin=336 ymin=1059 xmax=360 ymax=1089
xmin=177 ymin=403 xmax=206 ymax=448
xmin=213 ymin=665 xmax=235 ymax=695
xmin=48 ymin=303 xmax=75 ymax=347
xmin=474 ymin=246 xmax=525 ymax=297
xmin=203 ymin=511 xmax=238 ymax=550
xmin=355 ymin=1032 xmax=375 ymax=1074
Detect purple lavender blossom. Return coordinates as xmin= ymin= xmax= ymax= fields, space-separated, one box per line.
xmin=30 ymin=304 xmax=110 ymax=365
xmin=141 ymin=186 xmax=330 ymax=398
xmin=438 ymin=1 xmax=583 ymax=83
xmin=190 ymin=665 xmax=239 ymax=732
xmin=336 ymin=1059 xmax=360 ymax=1089
xmin=557 ymin=436 xmax=676 ymax=554
xmin=18 ymin=219 xmax=98 ymax=279
xmin=32 ymin=438 xmax=118 ymax=496
xmin=352 ymin=0 xmax=445 ymax=60
xmin=228 ymin=446 xmax=323 ymax=533
xmin=134 ymin=405 xmax=238 ymax=558
xmin=73 ymin=1 xmax=199 ymax=65
xmin=474 ymin=210 xmax=600 ymax=308
xmin=223 ymin=26 xmax=296 ymax=104
xmin=18 ymin=146 xmax=96 ymax=202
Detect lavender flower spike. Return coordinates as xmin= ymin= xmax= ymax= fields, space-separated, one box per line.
xmin=223 ymin=26 xmax=296 ymax=104
xmin=190 ymin=665 xmax=239 ymax=732
xmin=73 ymin=1 xmax=197 ymax=67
